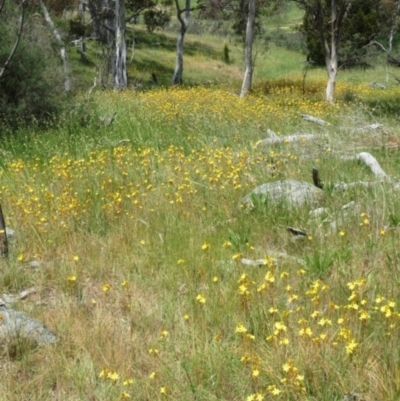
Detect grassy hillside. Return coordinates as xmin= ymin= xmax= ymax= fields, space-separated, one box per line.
xmin=1 ymin=6 xmax=400 ymax=401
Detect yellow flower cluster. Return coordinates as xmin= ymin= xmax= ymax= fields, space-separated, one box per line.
xmin=237 ymin=268 xmax=400 ymax=398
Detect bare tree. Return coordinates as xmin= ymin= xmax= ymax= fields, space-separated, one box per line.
xmin=0 ymin=0 xmax=25 ymax=80
xmin=240 ymin=0 xmax=256 ymax=97
xmin=294 ymin=0 xmax=354 ymax=103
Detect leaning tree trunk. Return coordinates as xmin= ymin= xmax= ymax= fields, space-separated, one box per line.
xmin=111 ymin=0 xmax=127 ymax=89
xmin=39 ymin=0 xmax=71 ymax=92
xmin=172 ymin=0 xmax=190 ymax=85
xmin=240 ymin=0 xmax=256 ymax=98
xmin=0 ymin=0 xmax=25 ymax=79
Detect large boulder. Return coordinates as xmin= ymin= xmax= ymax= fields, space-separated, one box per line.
xmin=0 ymin=305 xmax=57 ymax=346
xmin=241 ymin=179 xmax=323 ymax=208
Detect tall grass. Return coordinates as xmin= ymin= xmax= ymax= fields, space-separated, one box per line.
xmin=1 ymin=78 xmax=400 ymax=400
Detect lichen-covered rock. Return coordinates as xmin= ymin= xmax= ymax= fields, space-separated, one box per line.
xmin=241 ymin=179 xmax=323 ymax=208
xmin=0 ymin=306 xmax=57 ymax=346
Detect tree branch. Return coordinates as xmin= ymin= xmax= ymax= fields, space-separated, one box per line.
xmin=102 ymin=22 xmax=115 ymax=34
xmin=364 ymin=40 xmax=389 ymax=54
xmin=178 ymin=4 xmax=204 ymax=15
xmin=0 ymin=0 xmax=25 ymax=80
xmin=174 ymin=0 xmax=185 ymax=26
xmin=125 ymin=7 xmax=148 ymax=23
xmin=0 ymin=0 xmax=6 ymax=15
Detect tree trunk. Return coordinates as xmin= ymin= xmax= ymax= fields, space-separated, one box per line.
xmin=325 ymin=0 xmax=338 ymax=102
xmin=87 ymin=0 xmax=108 ymax=43
xmin=325 ymin=47 xmax=338 ymax=102
xmin=77 ymin=0 xmax=88 ymax=63
xmin=0 ymin=204 xmax=8 ymax=258
xmin=172 ymin=0 xmax=190 ymax=85
xmin=39 ymin=0 xmax=71 ymax=92
xmin=240 ymin=0 xmax=255 ymax=98
xmin=325 ymin=68 xmax=336 ymax=102
xmin=112 ymin=0 xmax=127 ymax=89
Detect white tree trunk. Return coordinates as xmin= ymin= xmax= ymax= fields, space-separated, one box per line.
xmin=324 ymin=0 xmax=338 ymax=103
xmin=240 ymin=0 xmax=256 ymax=98
xmin=172 ymin=0 xmax=190 ymax=85
xmin=325 ymin=55 xmax=337 ymax=102
xmin=39 ymin=0 xmax=71 ymax=92
xmin=112 ymin=0 xmax=127 ymax=89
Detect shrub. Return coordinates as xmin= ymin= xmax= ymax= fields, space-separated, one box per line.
xmin=143 ymin=8 xmax=171 ymax=33
xmin=0 ymin=2 xmax=67 ymax=127
xmin=223 ymin=43 xmax=230 ymax=64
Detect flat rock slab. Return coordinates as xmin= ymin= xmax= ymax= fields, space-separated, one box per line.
xmin=0 ymin=306 xmax=57 ymax=346
xmin=241 ymin=179 xmax=323 ymax=208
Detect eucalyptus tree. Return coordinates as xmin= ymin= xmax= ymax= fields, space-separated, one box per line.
xmin=91 ymin=0 xmax=155 ymax=89
xmin=197 ymin=0 xmax=287 ymax=96
xmin=88 ymin=0 xmax=167 ymax=89
xmin=293 ymin=0 xmax=355 ymax=102
xmin=240 ymin=0 xmax=256 ymax=97
xmin=172 ymin=0 xmax=204 ymax=84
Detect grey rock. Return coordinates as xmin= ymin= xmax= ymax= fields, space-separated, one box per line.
xmin=0 ymin=306 xmax=57 ymax=346
xmin=5 ymin=227 xmax=15 ymax=238
xmin=241 ymin=179 xmax=323 ymax=208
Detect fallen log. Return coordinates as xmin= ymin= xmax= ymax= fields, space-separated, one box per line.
xmin=342 ymin=152 xmax=387 ymax=178
xmin=258 ymin=133 xmax=322 ymax=146
xmin=240 ymin=252 xmax=306 ymax=267
xmin=0 ymin=288 xmax=36 ymax=306
xmin=369 ymin=82 xmax=386 ymax=89
xmin=334 ymin=181 xmax=381 ymax=191
xmin=301 ymin=114 xmax=327 ymax=126
xmin=353 ymin=123 xmax=383 ymax=133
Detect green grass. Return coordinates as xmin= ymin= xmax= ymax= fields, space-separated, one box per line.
xmin=2 ymin=7 xmax=400 ymax=401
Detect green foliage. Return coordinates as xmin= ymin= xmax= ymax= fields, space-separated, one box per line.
xmin=197 ymin=0 xmax=286 ymax=42
xmin=0 ymin=2 xmax=67 ymax=127
xmin=364 ymin=95 xmax=400 ymax=117
xmin=42 ymin=0 xmax=76 ymax=16
xmin=305 ymin=249 xmax=335 ymax=277
xmin=228 ymin=228 xmax=250 ymax=251
xmin=231 ymin=0 xmax=263 ymax=42
xmin=0 ymin=46 xmax=62 ymax=126
xmin=302 ymin=0 xmax=380 ymax=67
xmin=143 ymin=7 xmax=171 ymax=32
